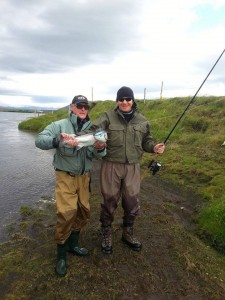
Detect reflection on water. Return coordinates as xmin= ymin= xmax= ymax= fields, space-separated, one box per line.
xmin=0 ymin=112 xmax=55 ymax=242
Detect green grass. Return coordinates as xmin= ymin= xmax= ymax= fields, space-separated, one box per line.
xmin=18 ymin=96 xmax=225 ymax=251
xmin=198 ymin=195 xmax=225 ymax=251
xmin=18 ymin=109 xmax=68 ymax=132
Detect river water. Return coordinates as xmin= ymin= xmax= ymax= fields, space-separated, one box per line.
xmin=0 ymin=112 xmax=55 ymax=242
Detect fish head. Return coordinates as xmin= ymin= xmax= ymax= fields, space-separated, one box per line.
xmin=94 ymin=130 xmax=108 ymax=143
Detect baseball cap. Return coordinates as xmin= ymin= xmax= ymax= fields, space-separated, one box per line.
xmin=72 ymin=95 xmax=88 ymax=105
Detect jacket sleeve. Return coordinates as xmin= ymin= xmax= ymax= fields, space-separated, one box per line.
xmin=35 ymin=122 xmax=60 ymax=150
xmin=142 ymin=123 xmax=155 ymax=153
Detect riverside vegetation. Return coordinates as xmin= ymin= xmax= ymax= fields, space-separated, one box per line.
xmin=1 ymin=96 xmax=225 ymax=299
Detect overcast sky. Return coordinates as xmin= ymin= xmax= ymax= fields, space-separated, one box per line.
xmin=0 ymin=0 xmax=225 ymax=108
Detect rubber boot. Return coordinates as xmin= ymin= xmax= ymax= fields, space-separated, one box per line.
xmin=55 ymin=243 xmax=67 ymax=277
xmin=67 ymin=231 xmax=89 ymax=256
xmin=101 ymin=225 xmax=112 ymax=254
xmin=122 ymin=225 xmax=142 ymax=251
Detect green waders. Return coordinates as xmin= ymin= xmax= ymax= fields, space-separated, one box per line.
xmin=55 ymin=243 xmax=67 ymax=277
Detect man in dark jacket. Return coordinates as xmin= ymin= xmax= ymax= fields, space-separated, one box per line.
xmin=92 ymin=86 xmax=165 ymax=254
xmin=35 ymin=95 xmax=106 ymax=276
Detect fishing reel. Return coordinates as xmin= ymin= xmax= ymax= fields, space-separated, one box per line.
xmin=148 ymin=160 xmax=162 ymax=176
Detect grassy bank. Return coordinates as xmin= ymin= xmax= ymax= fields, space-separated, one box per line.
xmin=18 ymin=96 xmax=225 ymax=250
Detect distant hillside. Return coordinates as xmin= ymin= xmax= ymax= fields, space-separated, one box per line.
xmin=0 ymin=105 xmax=57 ymax=112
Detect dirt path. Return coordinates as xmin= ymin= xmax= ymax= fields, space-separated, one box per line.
xmin=1 ymin=160 xmax=225 ymax=299
xmin=89 ymin=161 xmax=225 ymax=299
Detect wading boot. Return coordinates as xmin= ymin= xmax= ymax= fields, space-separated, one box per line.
xmin=101 ymin=225 xmax=112 ymax=254
xmin=122 ymin=226 xmax=142 ymax=251
xmin=55 ymin=243 xmax=67 ymax=277
xmin=67 ymin=231 xmax=89 ymax=256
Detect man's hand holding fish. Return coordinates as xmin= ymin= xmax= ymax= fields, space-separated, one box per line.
xmin=60 ymin=133 xmax=78 ymax=147
xmin=94 ymin=141 xmax=107 ymax=149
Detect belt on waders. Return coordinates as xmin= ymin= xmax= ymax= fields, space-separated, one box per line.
xmin=55 ymin=168 xmax=78 ymax=177
xmin=55 ymin=168 xmax=91 ymax=192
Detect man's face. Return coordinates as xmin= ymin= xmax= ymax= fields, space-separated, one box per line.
xmin=117 ymin=98 xmax=133 ymax=112
xmin=70 ymin=103 xmax=89 ymax=119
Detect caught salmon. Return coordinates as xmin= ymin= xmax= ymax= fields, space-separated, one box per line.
xmin=60 ymin=130 xmax=107 ymax=149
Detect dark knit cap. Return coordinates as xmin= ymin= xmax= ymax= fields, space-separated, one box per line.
xmin=72 ymin=95 xmax=88 ymax=105
xmin=116 ymin=86 xmax=134 ymax=101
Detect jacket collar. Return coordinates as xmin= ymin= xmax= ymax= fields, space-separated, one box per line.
xmin=69 ymin=112 xmax=91 ymax=132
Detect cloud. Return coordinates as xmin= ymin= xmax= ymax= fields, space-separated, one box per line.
xmin=0 ymin=0 xmax=225 ymax=107
xmin=0 ymin=0 xmax=142 ymax=73
xmin=32 ymin=95 xmax=67 ymax=104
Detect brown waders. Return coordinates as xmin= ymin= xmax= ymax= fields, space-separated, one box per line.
xmin=100 ymin=161 xmax=142 ymax=253
xmin=54 ymin=171 xmax=90 ymax=276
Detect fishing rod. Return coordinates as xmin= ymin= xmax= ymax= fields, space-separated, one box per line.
xmin=149 ymin=48 xmax=225 ymax=175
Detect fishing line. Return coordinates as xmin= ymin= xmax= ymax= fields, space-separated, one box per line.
xmin=148 ymin=97 xmax=225 ymax=123
xmin=147 ymin=98 xmax=225 ymax=123
xmin=148 ymin=49 xmax=225 ymax=175
xmin=184 ymin=97 xmax=225 ymax=113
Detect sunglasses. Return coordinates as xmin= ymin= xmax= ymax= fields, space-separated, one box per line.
xmin=75 ymin=103 xmax=89 ymax=110
xmin=117 ymin=98 xmax=133 ymax=102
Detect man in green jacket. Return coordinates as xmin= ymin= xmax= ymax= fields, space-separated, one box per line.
xmin=92 ymin=86 xmax=165 ymax=254
xmin=35 ymin=95 xmax=106 ymax=276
